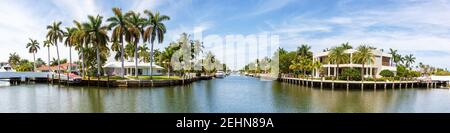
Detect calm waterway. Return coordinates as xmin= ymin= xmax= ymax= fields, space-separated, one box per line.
xmin=1 ymin=75 xmax=450 ymax=113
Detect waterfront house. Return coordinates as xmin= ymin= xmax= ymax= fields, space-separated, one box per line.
xmin=103 ymin=61 xmax=164 ymax=76
xmin=313 ymin=49 xmax=396 ymax=78
xmin=37 ymin=63 xmax=79 ymax=73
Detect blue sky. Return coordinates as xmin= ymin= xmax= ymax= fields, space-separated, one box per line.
xmin=1 ymin=0 xmax=450 ymax=69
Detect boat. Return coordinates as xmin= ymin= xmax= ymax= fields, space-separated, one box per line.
xmin=215 ymin=71 xmax=225 ymax=78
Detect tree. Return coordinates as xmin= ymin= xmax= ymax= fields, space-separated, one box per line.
xmin=35 ymin=58 xmax=46 ymax=67
xmin=340 ymin=42 xmax=352 ymax=49
xmin=143 ymin=10 xmax=170 ymax=79
xmin=327 ymin=46 xmax=349 ymax=80
xmin=389 ymin=48 xmax=403 ymax=66
xmin=64 ymin=27 xmax=76 ymax=72
xmin=353 ymin=45 xmax=374 ymax=81
xmin=108 ymin=7 xmax=129 ymax=78
xmin=26 ymin=38 xmax=40 ymax=72
xmin=83 ymin=15 xmax=110 ymax=77
xmin=8 ymin=52 xmax=21 ymax=69
xmin=404 ymin=54 xmax=416 ymax=70
xmin=159 ymin=43 xmax=177 ymax=78
xmin=73 ymin=20 xmax=87 ymax=77
xmin=125 ymin=11 xmax=145 ymax=77
xmin=138 ymin=43 xmax=150 ymax=62
xmin=43 ymin=40 xmax=52 ymax=71
xmin=296 ymin=44 xmax=313 ymax=58
xmin=46 ymin=21 xmax=64 ymax=77
xmin=341 ymin=68 xmax=360 ymax=80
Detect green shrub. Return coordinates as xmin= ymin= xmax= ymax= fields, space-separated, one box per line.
xmin=340 ymin=68 xmax=361 ymax=81
xmin=379 ymin=70 xmax=394 ymax=77
xmin=408 ymin=71 xmax=421 ymax=77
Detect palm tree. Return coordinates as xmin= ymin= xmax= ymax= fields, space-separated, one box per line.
xmin=46 ymin=21 xmax=64 ymax=77
xmin=83 ymin=15 xmax=110 ymax=77
xmin=125 ymin=11 xmax=145 ymax=77
xmin=108 ymin=7 xmax=129 ymax=78
xmin=160 ymin=43 xmax=177 ymax=78
xmin=43 ymin=40 xmax=52 ymax=71
xmin=312 ymin=60 xmax=322 ymax=77
xmin=353 ymin=45 xmax=375 ymax=80
xmin=143 ymin=10 xmax=170 ymax=79
xmin=138 ymin=43 xmax=150 ymax=62
xmin=73 ymin=20 xmax=87 ymax=77
xmin=327 ymin=46 xmax=349 ymax=80
xmin=340 ymin=42 xmax=352 ymax=49
xmin=296 ymin=44 xmax=312 ymax=58
xmin=26 ymin=38 xmax=40 ymax=72
xmin=404 ymin=54 xmax=416 ymax=70
xmin=8 ymin=52 xmax=21 ymax=68
xmin=64 ymin=27 xmax=76 ymax=72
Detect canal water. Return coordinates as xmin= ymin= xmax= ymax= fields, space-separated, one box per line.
xmin=1 ymin=75 xmax=450 ymax=113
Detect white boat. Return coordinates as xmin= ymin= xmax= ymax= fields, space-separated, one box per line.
xmin=215 ymin=71 xmax=225 ymax=78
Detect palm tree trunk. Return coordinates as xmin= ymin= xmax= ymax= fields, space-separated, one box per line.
xmin=120 ymin=40 xmax=125 ymax=78
xmin=336 ymin=64 xmax=339 ymax=80
xmin=33 ymin=53 xmax=36 ymax=72
xmin=47 ymin=47 xmax=51 ymax=72
xmin=96 ymin=45 xmax=101 ymax=77
xmin=134 ymin=41 xmax=138 ymax=77
xmin=361 ymin=64 xmax=365 ymax=81
xmin=81 ymin=47 xmax=85 ymax=78
xmin=167 ymin=65 xmax=170 ymax=79
xmin=69 ymin=45 xmax=72 ymax=72
xmin=56 ymin=43 xmax=60 ymax=79
xmin=150 ymin=42 xmax=154 ymax=80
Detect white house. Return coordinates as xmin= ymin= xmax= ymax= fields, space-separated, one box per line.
xmin=103 ymin=62 xmax=164 ymax=76
xmin=313 ymin=49 xmax=396 ymax=78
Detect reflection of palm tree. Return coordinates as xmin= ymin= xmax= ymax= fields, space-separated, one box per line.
xmin=353 ymin=45 xmax=374 ymax=80
xmin=26 ymin=38 xmax=40 ymax=72
xmin=328 ymin=46 xmax=349 ymax=80
xmin=144 ymin=10 xmax=170 ymax=79
xmin=46 ymin=21 xmax=64 ymax=77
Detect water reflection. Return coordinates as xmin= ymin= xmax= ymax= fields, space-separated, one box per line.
xmin=0 ymin=76 xmax=449 ymax=113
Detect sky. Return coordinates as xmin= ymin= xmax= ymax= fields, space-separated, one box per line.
xmin=1 ymin=0 xmax=450 ymax=70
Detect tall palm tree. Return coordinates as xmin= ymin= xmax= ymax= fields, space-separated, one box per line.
xmin=64 ymin=27 xmax=76 ymax=72
xmin=108 ymin=7 xmax=129 ymax=78
xmin=26 ymin=38 xmax=40 ymax=72
xmin=144 ymin=10 xmax=170 ymax=79
xmin=125 ymin=11 xmax=145 ymax=77
xmin=404 ymin=54 xmax=416 ymax=70
xmin=8 ymin=52 xmax=21 ymax=68
xmin=327 ymin=46 xmax=349 ymax=80
xmin=313 ymin=60 xmax=322 ymax=77
xmin=353 ymin=45 xmax=375 ymax=81
xmin=46 ymin=21 xmax=64 ymax=77
xmin=73 ymin=20 xmax=87 ymax=77
xmin=83 ymin=15 xmax=110 ymax=77
xmin=43 ymin=40 xmax=52 ymax=71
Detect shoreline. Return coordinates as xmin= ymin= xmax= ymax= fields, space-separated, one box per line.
xmin=7 ymin=75 xmax=215 ymax=88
